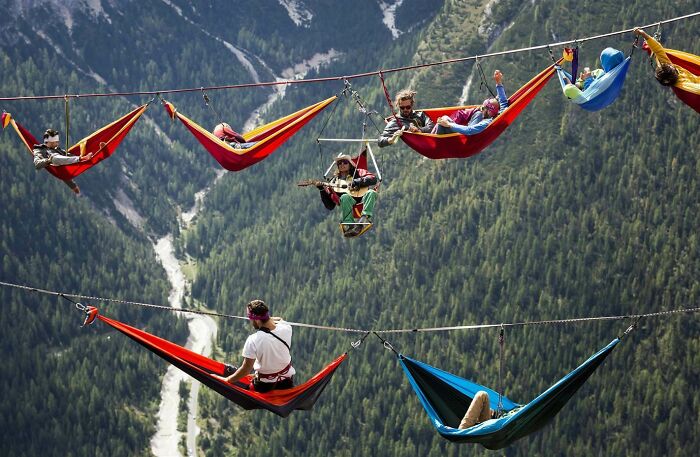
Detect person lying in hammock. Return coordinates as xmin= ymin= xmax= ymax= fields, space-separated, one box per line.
xmin=212 ymin=122 xmax=258 ymax=149
xmin=217 ymin=300 xmax=295 ymax=392
xmin=378 ymin=89 xmax=435 ymax=147
xmin=633 ymin=28 xmax=700 ymax=93
xmin=458 ymin=390 xmax=499 ymax=429
xmin=434 ymin=70 xmax=508 ymax=135
xmin=33 ymin=128 xmax=93 ymax=194
xmin=319 ymin=154 xmax=378 ymax=237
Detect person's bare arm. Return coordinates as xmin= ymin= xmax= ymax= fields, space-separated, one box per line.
xmin=219 ymin=357 xmax=255 ymax=384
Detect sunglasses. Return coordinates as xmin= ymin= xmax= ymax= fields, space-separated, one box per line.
xmin=399 ymin=105 xmax=412 ymax=110
xmin=337 ymin=160 xmax=350 ymax=165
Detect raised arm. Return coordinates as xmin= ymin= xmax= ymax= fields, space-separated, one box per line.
xmin=634 ymin=28 xmax=672 ymax=66
xmin=494 ymin=70 xmax=508 ymax=111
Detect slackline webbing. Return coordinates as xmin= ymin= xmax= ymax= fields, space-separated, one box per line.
xmin=0 ymin=12 xmax=697 ymax=101
xmin=2 ymin=280 xmax=699 ymax=335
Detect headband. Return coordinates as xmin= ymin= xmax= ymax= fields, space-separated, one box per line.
xmin=247 ymin=310 xmax=270 ymax=321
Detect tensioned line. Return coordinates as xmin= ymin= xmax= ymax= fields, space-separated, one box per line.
xmin=0 ymin=12 xmax=697 ymax=102
xmin=2 ymin=280 xmax=699 ymax=335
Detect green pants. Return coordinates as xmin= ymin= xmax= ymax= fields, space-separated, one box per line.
xmin=340 ymin=190 xmax=377 ymax=223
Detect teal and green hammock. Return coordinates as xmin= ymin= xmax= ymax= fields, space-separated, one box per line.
xmin=399 ymin=338 xmax=620 ymax=449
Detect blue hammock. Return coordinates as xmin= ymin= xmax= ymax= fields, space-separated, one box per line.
xmin=556 ymin=47 xmax=631 ymax=112
xmin=399 ymin=338 xmax=619 ymax=449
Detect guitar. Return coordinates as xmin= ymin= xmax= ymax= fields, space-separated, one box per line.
xmin=297 ymin=179 xmax=370 ymax=198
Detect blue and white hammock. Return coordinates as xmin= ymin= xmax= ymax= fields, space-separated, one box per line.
xmin=556 ymin=47 xmax=632 ymax=112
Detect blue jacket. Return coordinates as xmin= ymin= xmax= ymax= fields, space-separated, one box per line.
xmin=448 ymin=84 xmax=508 ymax=135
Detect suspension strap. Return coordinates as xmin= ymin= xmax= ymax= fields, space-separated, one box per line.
xmin=378 ymin=71 xmax=402 ymax=128
xmin=202 ymin=88 xmax=224 ymax=126
xmin=347 ymin=80 xmax=383 ymax=135
xmin=64 ymin=95 xmax=70 ymax=151
xmin=373 ymin=331 xmax=400 ymax=357
xmin=619 ymin=316 xmax=643 ymax=339
xmin=629 ymin=36 xmax=640 ymax=57
xmin=497 ymin=324 xmax=505 ymax=416
xmin=65 ymin=294 xmax=98 ymax=327
xmin=351 ymin=331 xmax=371 ymax=349
xmin=315 ymin=86 xmax=344 ymax=175
xmin=571 ymin=45 xmax=579 ymax=82
xmin=476 ymin=58 xmax=496 ymax=98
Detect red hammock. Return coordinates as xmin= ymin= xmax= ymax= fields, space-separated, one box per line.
xmin=398 ymin=62 xmax=559 ymax=159
xmin=163 ymin=96 xmax=336 ymax=171
xmin=91 ymin=308 xmax=347 ymax=417
xmin=1 ymin=105 xmax=149 ymax=182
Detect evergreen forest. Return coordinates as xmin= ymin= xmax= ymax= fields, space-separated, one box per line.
xmin=0 ymin=0 xmax=698 ymax=456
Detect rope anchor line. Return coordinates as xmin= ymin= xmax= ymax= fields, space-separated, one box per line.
xmin=0 ymin=12 xmax=697 ymax=102
xmin=1 ymin=280 xmax=699 ymax=334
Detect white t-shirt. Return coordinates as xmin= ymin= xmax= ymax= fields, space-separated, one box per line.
xmin=241 ymin=322 xmax=295 ymax=382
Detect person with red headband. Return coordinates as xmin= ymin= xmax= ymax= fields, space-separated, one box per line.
xmin=217 ymin=300 xmax=295 ymax=392
xmin=212 ymin=122 xmax=257 ymax=149
xmin=32 ymin=128 xmax=94 ymax=194
xmin=434 ymin=70 xmax=508 ymax=136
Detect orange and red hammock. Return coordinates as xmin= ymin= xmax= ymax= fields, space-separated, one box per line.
xmin=2 ymin=105 xmax=148 ymax=183
xmin=163 ymin=96 xmax=336 ymax=171
xmin=397 ymin=62 xmax=559 ymax=159
xmin=89 ymin=308 xmax=346 ymax=417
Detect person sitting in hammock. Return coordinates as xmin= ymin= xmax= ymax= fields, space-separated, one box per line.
xmin=217 ymin=300 xmax=295 ymax=392
xmin=633 ymin=28 xmax=700 ymax=93
xmin=434 ymin=70 xmax=508 ymax=136
xmin=561 ymin=48 xmax=623 ymax=99
xmin=212 ymin=122 xmax=257 ymax=149
xmin=378 ymin=89 xmax=435 ymax=147
xmin=33 ymin=129 xmax=93 ymax=194
xmin=319 ymin=154 xmax=378 ymax=237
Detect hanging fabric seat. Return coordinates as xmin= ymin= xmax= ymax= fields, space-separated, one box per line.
xmin=398 ymin=62 xmax=559 ymax=160
xmin=555 ymin=47 xmax=633 ymax=111
xmin=91 ymin=308 xmax=347 ymax=418
xmin=398 ymin=338 xmax=619 ymax=449
xmin=1 ymin=104 xmax=149 ymax=182
xmin=653 ymin=46 xmax=700 ymax=113
xmin=163 ymin=96 xmax=336 ymax=171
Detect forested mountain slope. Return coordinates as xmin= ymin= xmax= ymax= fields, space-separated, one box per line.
xmin=186 ymin=1 xmax=700 ymax=456
xmin=1 ymin=0 xmax=699 ymax=456
xmin=0 ymin=1 xmax=442 ymax=456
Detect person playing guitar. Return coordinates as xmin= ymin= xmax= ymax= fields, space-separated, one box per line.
xmin=300 ymin=154 xmax=378 ymax=237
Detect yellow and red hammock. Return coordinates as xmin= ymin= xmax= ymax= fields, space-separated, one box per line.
xmin=665 ymin=48 xmax=700 ymax=113
xmin=1 ymin=105 xmax=148 ymax=182
xmin=163 ymin=96 xmax=336 ymax=171
xmin=398 ymin=62 xmax=559 ymax=159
